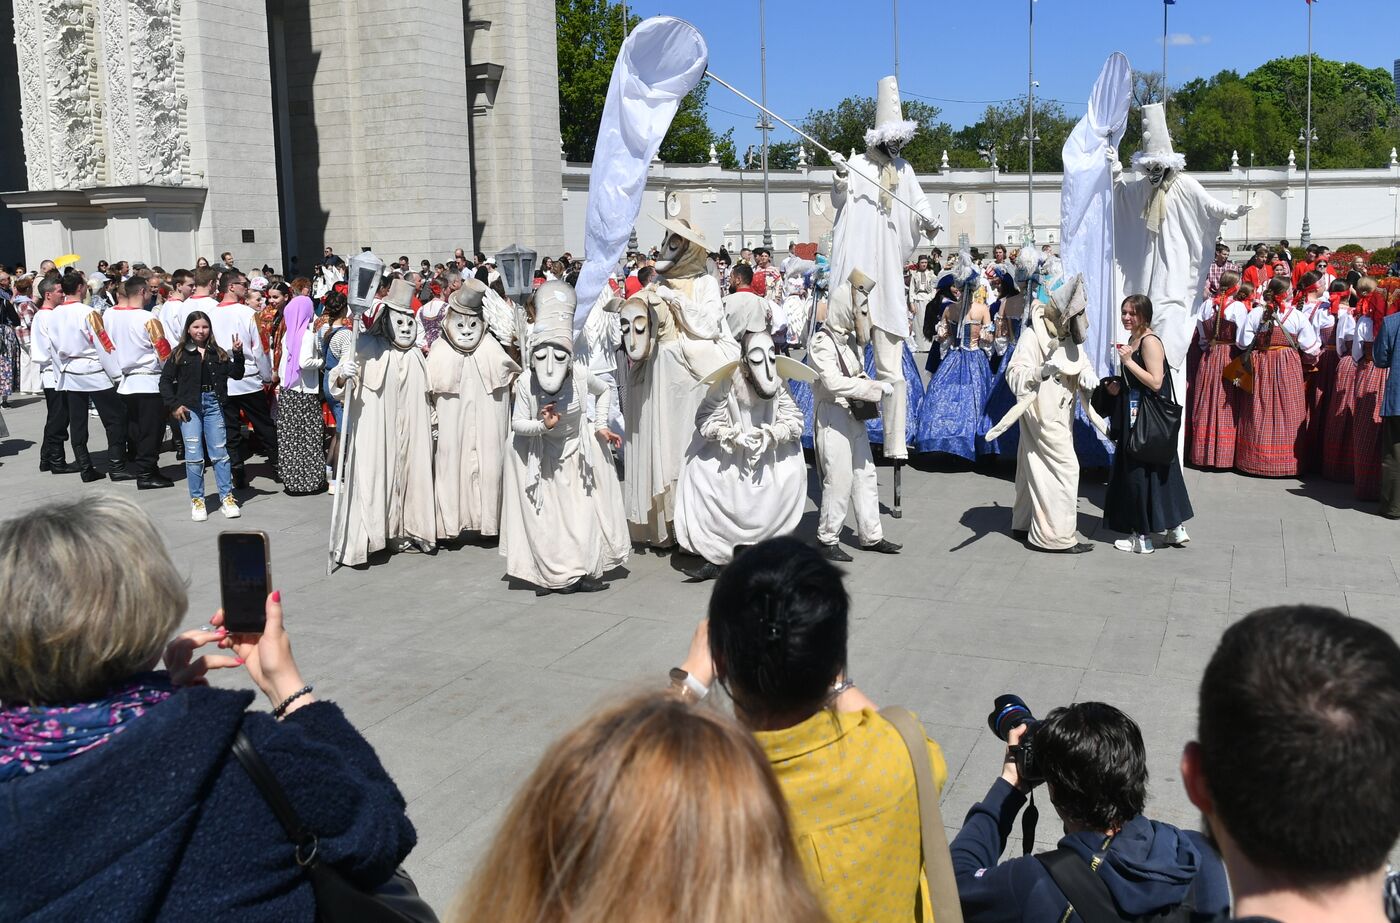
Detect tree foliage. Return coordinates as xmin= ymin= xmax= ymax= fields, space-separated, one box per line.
xmin=556 ymin=0 xmax=633 ymax=162
xmin=799 ymin=96 xmax=955 ymax=173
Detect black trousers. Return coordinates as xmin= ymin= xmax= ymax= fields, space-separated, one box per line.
xmin=1382 ymin=416 xmax=1400 ymax=519
xmin=41 ymin=387 xmax=70 ymax=460
xmin=123 ymin=392 xmax=166 ymax=477
xmin=223 ymin=389 xmax=277 ymax=467
xmin=66 ymin=388 xmax=127 ymax=467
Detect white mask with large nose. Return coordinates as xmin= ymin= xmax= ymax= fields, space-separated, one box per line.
xmin=388 ymin=309 xmax=417 ymax=350
xmin=532 ymin=344 xmax=571 ymax=395
xmin=743 ymin=331 xmax=780 ymax=399
xmin=621 ymin=303 xmax=652 ymax=362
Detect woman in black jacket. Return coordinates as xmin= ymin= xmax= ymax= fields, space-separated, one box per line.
xmin=0 ymin=495 xmax=419 ymax=923
xmin=159 ymin=311 xmax=245 ymax=521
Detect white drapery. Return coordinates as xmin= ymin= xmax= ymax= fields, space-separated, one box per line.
xmin=1059 ymin=52 xmax=1131 ymax=380
xmin=573 ymin=17 xmax=708 ymax=329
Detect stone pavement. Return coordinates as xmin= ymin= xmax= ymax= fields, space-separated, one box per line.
xmin=3 ymin=392 xmax=1397 ymax=912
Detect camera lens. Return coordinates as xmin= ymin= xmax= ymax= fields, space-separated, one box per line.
xmin=987 ymin=694 xmax=1034 ymax=741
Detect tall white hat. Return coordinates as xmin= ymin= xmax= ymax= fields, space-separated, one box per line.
xmin=865 ymin=76 xmax=918 ymax=149
xmin=1133 ymin=103 xmax=1186 ymax=172
xmin=531 ymin=280 xmax=576 ymax=351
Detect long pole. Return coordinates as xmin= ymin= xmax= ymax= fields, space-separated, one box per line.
xmin=1027 ymin=0 xmax=1035 ymax=241
xmin=326 ymin=316 xmax=361 ymax=574
xmin=1301 ymin=1 xmax=1313 ymax=247
xmin=892 ymin=0 xmax=900 ymax=85
xmin=1245 ymin=151 xmax=1254 ymax=244
xmin=759 ymin=0 xmax=773 ymax=248
xmin=1162 ymin=0 xmax=1169 ymax=102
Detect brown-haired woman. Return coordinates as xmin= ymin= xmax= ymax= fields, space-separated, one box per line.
xmin=1189 ymin=273 xmax=1247 ymax=469
xmin=451 ymin=692 xmax=827 ymax=923
xmin=1234 ymin=277 xmax=1320 ymax=477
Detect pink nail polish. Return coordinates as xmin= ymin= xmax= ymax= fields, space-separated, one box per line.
xmin=271 ymin=590 xmax=281 ymax=602
xmin=235 ymin=657 xmax=245 ymax=665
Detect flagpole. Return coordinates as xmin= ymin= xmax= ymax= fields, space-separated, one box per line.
xmin=1301 ymin=0 xmax=1314 ymax=247
xmin=1162 ymin=0 xmax=1169 ymax=103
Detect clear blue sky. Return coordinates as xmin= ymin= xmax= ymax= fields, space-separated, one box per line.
xmin=625 ymin=0 xmax=1399 ymax=148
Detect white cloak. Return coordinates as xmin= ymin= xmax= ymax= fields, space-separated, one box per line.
xmin=330 ymin=338 xmax=437 ymax=566
xmin=499 ymin=363 xmax=630 ymax=589
xmin=428 ymin=335 xmax=520 ymax=539
xmin=1005 ymin=305 xmax=1095 ymax=550
xmin=828 ymin=152 xmax=934 ymax=336
xmin=673 ymin=373 xmax=807 ymax=565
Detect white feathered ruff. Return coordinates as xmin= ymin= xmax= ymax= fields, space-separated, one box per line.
xmin=1131 ymin=150 xmax=1187 ymax=173
xmin=863 ymin=119 xmax=918 ymax=148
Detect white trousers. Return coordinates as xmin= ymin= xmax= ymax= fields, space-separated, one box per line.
xmin=911 ymin=298 xmax=934 ymax=352
xmin=871 ymin=326 xmax=907 ymax=460
xmin=815 ymin=401 xmax=882 ymax=546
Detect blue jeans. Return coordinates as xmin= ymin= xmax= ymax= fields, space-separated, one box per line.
xmin=181 ymin=392 xmax=234 ymax=501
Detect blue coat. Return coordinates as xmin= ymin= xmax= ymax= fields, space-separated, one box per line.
xmin=0 ymin=685 xmax=417 ymax=922
xmin=950 ymin=779 xmax=1231 ymax=922
xmin=1372 ymin=311 xmax=1400 ymax=418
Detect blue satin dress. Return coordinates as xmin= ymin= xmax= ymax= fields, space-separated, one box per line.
xmin=914 ymin=316 xmax=992 ymax=460
xmin=863 ymin=341 xmax=926 ymax=452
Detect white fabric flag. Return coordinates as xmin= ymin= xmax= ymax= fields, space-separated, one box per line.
xmin=1059 ymin=52 xmax=1131 ymax=380
xmin=574 ymin=17 xmax=708 ymax=329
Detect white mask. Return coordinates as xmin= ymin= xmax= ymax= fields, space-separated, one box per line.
xmin=743 ymin=331 xmax=780 ymax=399
xmin=1146 ymin=163 xmax=1169 ymax=188
xmin=654 ymin=233 xmax=686 ymax=273
xmin=388 ymin=309 xmax=417 ymax=350
xmin=852 ymin=285 xmax=873 ymax=346
xmin=532 ymin=344 xmax=571 ymax=395
xmin=444 ymin=312 xmax=483 ymax=353
xmin=621 ymin=304 xmax=652 ymax=362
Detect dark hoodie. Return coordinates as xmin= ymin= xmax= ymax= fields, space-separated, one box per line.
xmin=951 ymin=778 xmax=1230 ymax=922
xmin=0 ymin=684 xmax=416 ymax=922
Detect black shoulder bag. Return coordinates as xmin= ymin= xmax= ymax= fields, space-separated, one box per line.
xmin=1038 ymin=845 xmax=1200 ymax=923
xmin=825 ymin=330 xmax=880 ymax=421
xmin=231 ymin=730 xmax=438 ymax=923
xmin=1125 ymin=335 xmax=1182 ymax=467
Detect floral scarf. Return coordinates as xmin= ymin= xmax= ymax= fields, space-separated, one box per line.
xmin=0 ymin=672 xmax=175 ymax=782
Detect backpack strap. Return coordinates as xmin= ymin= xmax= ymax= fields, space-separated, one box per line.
xmin=1036 ymin=846 xmax=1122 ymax=923
xmin=880 ymin=706 xmax=964 ymax=923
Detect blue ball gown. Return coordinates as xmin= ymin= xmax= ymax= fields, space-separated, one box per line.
xmin=789 ymin=375 xmax=816 ymax=450
xmin=863 ymin=341 xmax=925 ymax=452
xmin=914 ymin=319 xmax=992 ymax=460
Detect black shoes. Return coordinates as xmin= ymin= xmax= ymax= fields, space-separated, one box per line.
xmin=545 ymin=575 xmax=608 ymax=596
xmin=682 ymin=560 xmax=722 ymax=582
xmin=49 ymin=459 xmax=82 ymax=474
xmin=820 ymin=543 xmax=854 ymax=562
xmin=39 ymin=455 xmax=51 ymax=472
xmin=1012 ymin=529 xmax=1029 ymax=541
xmin=1030 ymin=541 xmax=1095 ymax=555
xmin=137 ymin=474 xmax=175 ymax=490
xmin=109 ymin=468 xmax=138 ymax=483
xmin=861 ymin=539 xmax=903 ymax=554
xmin=79 ymin=467 xmax=102 ymax=483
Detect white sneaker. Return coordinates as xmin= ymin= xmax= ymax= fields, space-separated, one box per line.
xmin=1163 ymin=526 xmax=1190 ymax=547
xmin=1113 ymin=534 xmax=1155 ymax=555
xmin=190 ymin=498 xmax=208 ymax=522
xmin=220 ymin=496 xmax=242 ymax=519
xmin=327 ymin=479 xmax=337 ymax=496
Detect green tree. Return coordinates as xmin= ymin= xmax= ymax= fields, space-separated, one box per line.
xmin=657 ymin=82 xmax=714 ymax=164
xmin=799 ymin=95 xmax=954 ymax=173
xmin=952 ymin=98 xmax=1076 ymax=173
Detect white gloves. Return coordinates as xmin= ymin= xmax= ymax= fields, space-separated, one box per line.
xmin=1040 ymin=354 xmax=1069 ymax=380
xmin=921 ymin=219 xmax=943 ymax=239
xmin=828 ymin=151 xmax=849 ymax=177
xmin=1077 ymin=367 xmax=1101 ymax=393
xmin=335 ymin=361 xmax=359 ymax=385
xmin=655 ymin=285 xmax=678 ymax=303
xmin=1229 ymin=204 xmax=1254 ymax=220
xmin=879 ymin=381 xmax=895 ymax=396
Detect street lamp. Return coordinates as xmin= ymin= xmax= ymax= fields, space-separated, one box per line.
xmin=493 ymin=242 xmax=538 ymax=302
xmin=1025 ymin=0 xmax=1037 ymax=242
xmin=1299 ymin=126 xmax=1317 ymax=247
xmin=1021 ymin=128 xmax=1039 ymax=242
xmin=739 ymin=145 xmax=754 ymax=250
xmin=1244 ymin=151 xmax=1255 ymax=245
xmin=758 ymin=0 xmax=773 ymax=249
xmin=345 ymin=249 xmax=385 ymax=319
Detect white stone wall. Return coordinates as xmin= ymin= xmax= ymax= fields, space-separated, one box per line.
xmin=563 ymin=157 xmax=1400 ymax=258
xmin=180 ymin=0 xmax=282 ymax=269
xmin=470 ymin=0 xmax=563 ymax=256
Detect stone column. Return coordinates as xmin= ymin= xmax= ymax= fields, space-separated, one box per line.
xmin=13 ymin=0 xmax=108 ymax=190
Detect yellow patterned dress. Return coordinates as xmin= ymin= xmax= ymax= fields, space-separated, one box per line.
xmin=754 ymin=707 xmax=949 ymax=923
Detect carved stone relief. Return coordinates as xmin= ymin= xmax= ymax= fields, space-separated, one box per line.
xmin=41 ymin=0 xmax=106 ymax=188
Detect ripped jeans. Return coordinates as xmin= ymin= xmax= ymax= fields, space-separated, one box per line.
xmin=180 ymin=391 xmax=234 ymax=501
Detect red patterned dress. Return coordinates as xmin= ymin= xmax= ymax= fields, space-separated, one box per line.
xmin=1299 ymin=301 xmax=1338 ymax=474
xmin=1354 ymin=312 xmax=1390 ymax=500
xmin=1189 ymin=298 xmax=1244 ymax=469
xmin=1235 ymin=305 xmax=1314 ymax=478
xmin=1321 ymin=311 xmax=1358 ymax=482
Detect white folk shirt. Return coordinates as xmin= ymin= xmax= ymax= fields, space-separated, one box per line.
xmin=167 ymin=294 xmax=218 ymax=343
xmin=1237 ymin=304 xmax=1320 ymax=352
xmin=105 ymin=306 xmax=171 ymax=394
xmin=48 ymin=300 xmax=122 ymax=391
xmin=209 ymin=300 xmax=271 ymax=396
xmin=1195 ymin=298 xmax=1251 ymax=348
xmin=277 ymin=325 xmax=320 ymax=393
xmin=28 ymin=306 xmax=61 ymax=389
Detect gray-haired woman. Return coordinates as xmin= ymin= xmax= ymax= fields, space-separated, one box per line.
xmin=0 ymin=495 xmax=418 ymax=922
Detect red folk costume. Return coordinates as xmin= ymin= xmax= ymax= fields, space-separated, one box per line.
xmin=1322 ymin=303 xmax=1358 ymax=482
xmin=1235 ymin=298 xmax=1310 ymax=478
xmin=1189 ymin=287 xmax=1244 ymax=469
xmin=1353 ymin=292 xmax=1390 ymax=500
xmin=1294 ymin=285 xmax=1330 ymax=473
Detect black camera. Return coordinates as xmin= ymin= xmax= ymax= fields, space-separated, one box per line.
xmin=988 ymin=694 xmax=1042 ymax=783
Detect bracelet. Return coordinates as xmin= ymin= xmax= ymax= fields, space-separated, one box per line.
xmin=831 ymin=677 xmax=855 ymax=697
xmin=669 ymin=667 xmax=710 ymax=703
xmin=272 ymin=684 xmax=313 ymax=719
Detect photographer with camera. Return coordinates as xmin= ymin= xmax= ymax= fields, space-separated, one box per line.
xmin=950 ymin=697 xmax=1229 ymax=923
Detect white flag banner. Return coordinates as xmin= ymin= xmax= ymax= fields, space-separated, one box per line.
xmin=573 ymin=16 xmax=708 ymax=329
xmin=1060 ymin=52 xmax=1131 ymax=380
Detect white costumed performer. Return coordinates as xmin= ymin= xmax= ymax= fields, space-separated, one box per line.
xmin=827 ymin=75 xmax=940 ymax=461
xmin=807 ymin=268 xmax=902 ymax=561
xmin=672 ymin=319 xmax=816 ymax=580
xmin=329 ymin=279 xmax=437 ymax=566
xmin=1113 ymin=102 xmax=1250 ymax=456
xmin=990 ymin=274 xmax=1103 ymax=554
xmin=499 ymin=281 xmax=630 ymax=594
xmin=428 ymin=279 xmax=521 ymax=540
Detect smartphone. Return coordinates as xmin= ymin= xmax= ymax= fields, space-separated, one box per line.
xmin=218 ymin=531 xmax=272 ymax=634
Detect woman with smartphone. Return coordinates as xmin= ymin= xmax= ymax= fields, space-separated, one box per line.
xmin=159 ymin=311 xmax=245 ymax=521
